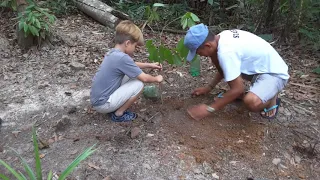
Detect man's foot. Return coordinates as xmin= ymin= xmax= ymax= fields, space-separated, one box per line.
xmin=111 ymin=110 xmax=137 ymax=122
xmin=260 ymin=97 xmax=281 ymax=119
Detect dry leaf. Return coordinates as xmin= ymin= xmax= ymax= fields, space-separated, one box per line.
xmin=38 ymin=138 xmax=49 ymax=150
xmin=69 ymin=149 xmax=78 ymax=155
xmin=12 ymin=131 xmax=21 ymax=138
xmin=88 ymin=162 xmax=100 ymax=170
xmin=54 ymin=132 xmax=58 ymax=142
xmin=48 ymin=138 xmax=55 ymax=144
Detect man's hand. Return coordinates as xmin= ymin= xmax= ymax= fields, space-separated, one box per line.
xmin=149 ymin=62 xmax=162 ymax=70
xmin=187 ymin=104 xmax=211 ymax=121
xmin=155 ymin=75 xmax=163 ymax=83
xmin=192 ymin=86 xmax=211 ymax=96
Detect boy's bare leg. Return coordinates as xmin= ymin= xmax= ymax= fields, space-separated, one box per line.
xmin=243 ymin=92 xmax=278 ymax=117
xmin=115 ymin=89 xmax=143 ymax=117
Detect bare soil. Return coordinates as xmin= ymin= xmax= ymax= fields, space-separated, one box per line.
xmin=1 ymin=11 xmax=319 ymax=180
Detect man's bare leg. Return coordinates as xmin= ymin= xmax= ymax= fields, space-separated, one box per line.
xmin=243 ymin=92 xmax=278 ymax=117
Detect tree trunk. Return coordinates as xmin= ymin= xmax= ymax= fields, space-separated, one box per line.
xmin=265 ymin=0 xmax=276 ymax=30
xmin=16 ymin=0 xmax=34 ymax=49
xmin=74 ymin=0 xmax=130 ymax=28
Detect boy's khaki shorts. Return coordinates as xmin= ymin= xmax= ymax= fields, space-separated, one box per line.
xmin=93 ymin=76 xmax=143 ymax=113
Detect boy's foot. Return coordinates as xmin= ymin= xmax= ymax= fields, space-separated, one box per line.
xmin=111 ymin=110 xmax=137 ymax=122
xmin=260 ymin=97 xmax=281 ymax=119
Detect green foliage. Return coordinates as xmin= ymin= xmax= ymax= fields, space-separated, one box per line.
xmin=144 ymin=3 xmax=166 ymax=25
xmin=312 ymin=67 xmax=320 ymax=74
xmin=113 ymin=1 xmax=147 ymax=20
xmin=18 ymin=3 xmax=56 ymax=38
xmin=181 ymin=12 xmax=200 ymax=30
xmin=0 ymin=0 xmax=16 ymax=10
xmin=146 ymin=38 xmax=189 ymax=65
xmin=113 ymin=1 xmax=188 ymax=28
xmin=145 ymin=12 xmax=200 ymax=65
xmin=258 ymin=34 xmax=273 ymax=42
xmin=0 ymin=0 xmax=17 ymax=10
xmin=0 ymin=127 xmax=96 ymax=180
xmin=43 ymin=0 xmax=76 ymax=16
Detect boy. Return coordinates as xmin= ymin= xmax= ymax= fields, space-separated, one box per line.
xmin=184 ymin=24 xmax=289 ymax=121
xmin=90 ymin=20 xmax=163 ymax=122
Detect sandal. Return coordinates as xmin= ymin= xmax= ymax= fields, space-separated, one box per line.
xmin=216 ymin=91 xmax=248 ymax=100
xmin=111 ymin=110 xmax=137 ymax=122
xmin=260 ymin=98 xmax=281 ymax=119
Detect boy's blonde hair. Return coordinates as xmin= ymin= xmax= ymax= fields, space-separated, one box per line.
xmin=115 ymin=20 xmax=144 ymax=46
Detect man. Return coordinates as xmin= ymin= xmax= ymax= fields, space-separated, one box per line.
xmin=184 ymin=24 xmax=289 ymax=121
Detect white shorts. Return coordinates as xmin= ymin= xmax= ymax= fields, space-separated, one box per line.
xmin=93 ymin=76 xmax=144 ymax=113
xmin=249 ymin=74 xmax=288 ymax=103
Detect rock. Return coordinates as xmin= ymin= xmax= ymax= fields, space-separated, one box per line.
xmin=68 ymin=106 xmax=77 ymax=114
xmin=278 ymin=171 xmax=290 ymax=177
xmin=146 ymin=133 xmax=154 ymax=137
xmin=20 ymin=123 xmax=33 ymax=131
xmin=279 ymin=106 xmax=285 ymax=113
xmin=194 ymin=174 xmax=206 ymax=179
xmin=203 ymin=162 xmax=213 ymax=174
xmin=38 ymin=81 xmax=50 ymax=89
xmin=65 ymin=92 xmax=72 ymax=96
xmin=193 ymin=168 xmax=201 ymax=174
xmin=55 ymin=115 xmax=71 ymax=132
xmin=130 ymin=127 xmax=141 ymax=139
xmin=212 ymin=173 xmax=220 ymax=179
xmin=292 ymin=107 xmax=306 ymax=115
xmin=284 ymin=108 xmax=292 ymax=116
xmin=70 ymin=61 xmax=86 ymax=70
xmin=279 ymin=164 xmax=288 ymax=169
xmin=142 ymin=163 xmax=151 ymax=170
xmin=284 ymin=152 xmax=291 ymax=160
xmin=294 ymin=155 xmax=301 ymax=164
xmin=272 ymin=158 xmax=281 ymax=165
xmin=298 ymin=173 xmax=306 ymax=179
xmin=229 ymin=161 xmax=238 ymax=165
xmin=140 ymin=108 xmax=147 ymax=112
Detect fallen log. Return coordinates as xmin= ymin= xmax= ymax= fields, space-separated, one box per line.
xmin=74 ymin=0 xmax=130 ymax=28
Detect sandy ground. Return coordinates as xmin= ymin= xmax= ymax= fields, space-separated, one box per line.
xmin=1 ymin=12 xmax=319 ymax=180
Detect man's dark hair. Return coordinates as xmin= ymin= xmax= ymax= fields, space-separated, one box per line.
xmin=199 ymin=31 xmax=216 ymax=48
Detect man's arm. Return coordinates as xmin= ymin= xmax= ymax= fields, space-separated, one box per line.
xmin=207 ymin=72 xmax=223 ymax=90
xmin=209 ymin=75 xmax=244 ymax=110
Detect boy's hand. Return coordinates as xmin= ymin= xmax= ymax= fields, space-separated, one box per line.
xmin=156 ymin=75 xmax=163 ymax=83
xmin=149 ymin=62 xmax=162 ymax=70
xmin=192 ymin=86 xmax=211 ymax=96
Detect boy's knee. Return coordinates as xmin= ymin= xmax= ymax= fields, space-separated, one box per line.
xmin=132 ymin=79 xmax=144 ymax=95
xmin=136 ymin=80 xmax=144 ymax=91
xmin=243 ymin=92 xmax=262 ymax=112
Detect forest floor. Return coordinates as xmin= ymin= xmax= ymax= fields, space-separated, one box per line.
xmin=0 ymin=12 xmax=319 ymax=180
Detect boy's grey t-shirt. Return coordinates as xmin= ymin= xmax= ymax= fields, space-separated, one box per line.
xmin=90 ymin=49 xmax=142 ymax=107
